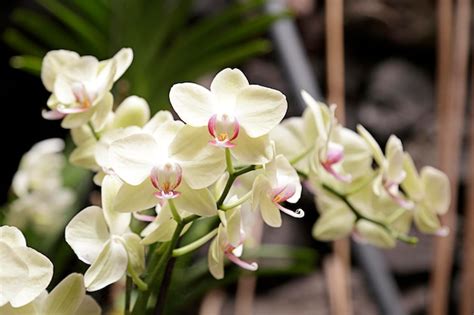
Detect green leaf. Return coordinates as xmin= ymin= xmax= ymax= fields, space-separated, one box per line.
xmin=3 ymin=28 xmax=46 ymax=56
xmin=36 ymin=0 xmax=107 ymax=56
xmin=70 ymin=0 xmax=110 ymax=32
xmin=10 ymin=55 xmax=42 ymax=75
xmin=11 ymin=9 xmax=83 ymax=51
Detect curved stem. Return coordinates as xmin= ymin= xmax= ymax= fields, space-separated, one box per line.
xmin=127 ymin=265 xmax=148 ymax=291
xmin=87 ymin=121 xmax=100 ymax=140
xmin=220 ymin=190 xmax=252 ymax=211
xmin=173 ymin=228 xmax=218 ymax=257
xmin=168 ymin=199 xmax=181 ymax=224
xmin=289 ymin=144 xmax=315 ymax=165
xmin=225 ymin=148 xmax=234 ymax=174
xmin=216 ymin=165 xmax=256 ymax=208
xmin=125 ymin=276 xmax=132 ymax=315
xmin=321 ymin=183 xmax=418 ymax=245
xmin=131 ymin=214 xmax=200 ymax=315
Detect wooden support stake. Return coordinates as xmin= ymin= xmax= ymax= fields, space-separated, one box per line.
xmin=430 ymin=0 xmax=471 ymax=314
xmin=234 ymin=218 xmax=264 ymax=315
xmin=460 ymin=61 xmax=474 ymax=315
xmin=325 ymin=0 xmax=351 ymax=314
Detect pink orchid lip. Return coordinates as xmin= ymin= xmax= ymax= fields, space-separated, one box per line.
xmin=207 ymin=114 xmax=240 ymax=148
xmin=320 ymin=144 xmax=352 ymax=183
xmin=42 ymin=109 xmax=66 ymax=120
xmin=436 ymin=226 xmax=450 ymax=237
xmin=384 ymin=181 xmax=414 ymax=209
xmin=133 ymin=211 xmax=156 ymax=222
xmin=224 ymin=244 xmax=258 ymax=271
xmin=272 ymin=184 xmax=305 ymax=218
xmin=150 ymin=163 xmax=183 ymax=200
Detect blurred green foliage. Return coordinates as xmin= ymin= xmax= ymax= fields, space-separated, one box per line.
xmin=4 ymin=0 xmax=287 ymax=111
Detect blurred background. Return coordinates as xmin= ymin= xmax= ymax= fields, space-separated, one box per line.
xmin=0 ymin=0 xmax=472 ymax=314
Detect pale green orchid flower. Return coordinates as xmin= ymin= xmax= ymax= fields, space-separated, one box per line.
xmin=108 ymin=115 xmax=221 ymax=217
xmin=0 ymin=273 xmax=100 ymax=315
xmin=401 ymin=153 xmax=450 ymax=235
xmin=65 ymin=176 xmax=144 ymax=291
xmin=0 ymin=226 xmax=53 ymax=308
xmin=357 ymin=125 xmax=414 ymax=209
xmin=168 ymin=68 xmax=287 ymax=164
xmin=41 ymin=48 xmax=132 ymax=130
xmin=252 ymin=154 xmax=304 ymax=227
xmin=302 ymin=91 xmax=372 ymax=183
xmin=270 ymin=107 xmax=317 ymax=174
xmin=312 ymin=183 xmax=399 ymax=248
xmin=208 ymin=208 xmax=257 ymax=279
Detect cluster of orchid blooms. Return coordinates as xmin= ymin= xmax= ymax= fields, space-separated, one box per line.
xmin=0 ymin=48 xmax=451 ymax=313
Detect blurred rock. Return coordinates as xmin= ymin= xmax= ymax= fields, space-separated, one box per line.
xmin=357 ymin=59 xmax=433 ymax=141
xmin=222 ymin=271 xmax=377 ymax=315
xmin=345 ymin=0 xmax=435 ymax=46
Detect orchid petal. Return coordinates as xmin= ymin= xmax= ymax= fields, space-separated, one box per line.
xmin=84 ymin=238 xmax=128 ymax=291
xmin=65 ymin=206 xmax=109 ymax=264
xmin=235 ymin=85 xmax=287 ymax=138
xmin=42 ymin=273 xmax=85 ymax=315
xmin=421 ymin=166 xmax=450 ymax=215
xmin=231 ymin=129 xmax=273 ymax=164
xmin=109 ymin=133 xmax=159 ymax=185
xmin=170 ymin=83 xmax=215 ymax=126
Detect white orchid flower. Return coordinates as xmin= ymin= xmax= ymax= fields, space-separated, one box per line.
xmin=168 ymin=68 xmax=287 ymax=164
xmin=69 ymin=96 xmax=152 ymax=179
xmin=357 ymin=125 xmax=413 ymax=209
xmin=0 ymin=273 xmax=101 ymax=315
xmin=0 ymin=226 xmax=53 ymax=308
xmin=65 ymin=176 xmax=144 ymax=291
xmin=108 ymin=115 xmax=221 ymax=216
xmin=401 ymin=153 xmax=450 ymax=235
xmin=252 ymin=155 xmax=304 ymax=227
xmin=7 ymin=188 xmax=74 ymax=236
xmin=12 ymin=138 xmax=65 ymax=197
xmin=208 ymin=208 xmax=257 ymax=279
xmin=41 ymin=48 xmax=133 ymax=130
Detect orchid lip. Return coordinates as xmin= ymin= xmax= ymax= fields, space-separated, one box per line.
xmin=436 ymin=226 xmax=450 ymax=237
xmin=321 ymin=161 xmax=352 ymax=183
xmin=42 ymin=109 xmax=66 ymax=120
xmin=133 ymin=211 xmax=156 ymax=222
xmin=275 ymin=203 xmax=305 ymax=218
xmin=384 ymin=181 xmax=414 ymax=209
xmin=208 ymin=113 xmax=240 ymax=148
xmin=150 ymin=162 xmax=183 ymax=200
xmin=224 ymin=250 xmax=258 ymax=271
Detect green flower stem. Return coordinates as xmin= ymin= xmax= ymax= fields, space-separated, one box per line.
xmin=296 ymin=169 xmax=309 ymax=180
xmin=220 ymin=190 xmax=252 ymax=210
xmin=289 ymin=144 xmax=315 ymax=165
xmin=131 ymin=214 xmax=199 ymax=315
xmin=173 ymin=227 xmax=218 ymax=257
xmin=125 ymin=276 xmax=132 ymax=315
xmin=168 ymin=198 xmax=181 ymax=223
xmin=127 ymin=264 xmax=148 ymax=291
xmin=87 ymin=121 xmax=100 ymax=140
xmin=216 ymin=165 xmax=257 ymax=208
xmin=321 ymin=183 xmax=418 ymax=245
xmin=225 ymin=148 xmax=234 ymax=174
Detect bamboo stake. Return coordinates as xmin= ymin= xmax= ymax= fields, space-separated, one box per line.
xmin=460 ymin=61 xmax=474 ymax=315
xmin=430 ymin=0 xmax=471 ymax=314
xmin=234 ymin=218 xmax=264 ymax=315
xmin=199 ymin=289 xmax=226 ymax=315
xmin=325 ymin=0 xmax=351 ymax=314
